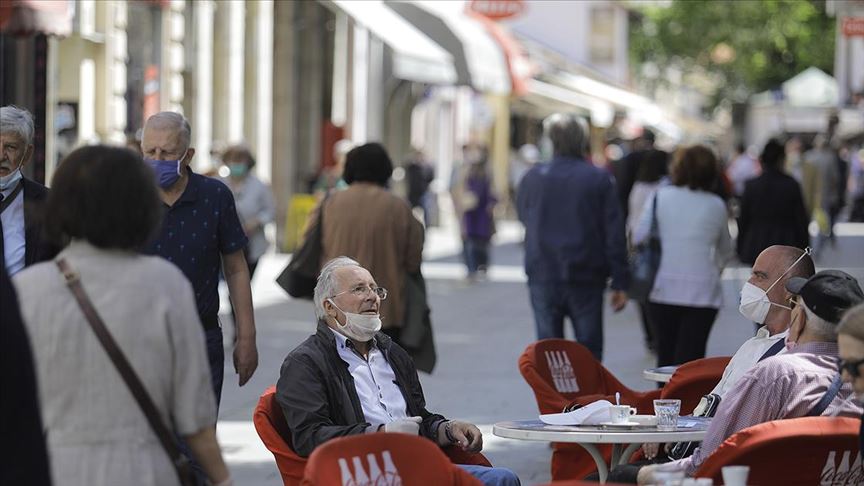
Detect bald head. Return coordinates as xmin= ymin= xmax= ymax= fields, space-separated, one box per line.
xmin=143 ymin=112 xmax=192 ymax=152
xmin=766 ymin=245 xmax=815 ymax=280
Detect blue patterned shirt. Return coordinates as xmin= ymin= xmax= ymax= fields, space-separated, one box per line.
xmin=142 ymin=170 xmax=248 ymax=320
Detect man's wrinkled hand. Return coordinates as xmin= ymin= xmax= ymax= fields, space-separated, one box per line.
xmin=448 ymin=421 xmax=483 ymax=453
xmin=234 ymin=337 xmax=258 ymax=386
xmin=642 ymin=442 xmax=659 ymax=460
xmin=636 ymin=464 xmax=658 ymax=485
xmin=610 ymin=290 xmax=628 ymax=312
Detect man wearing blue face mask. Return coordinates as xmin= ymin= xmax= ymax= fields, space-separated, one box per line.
xmin=276 ymin=257 xmax=520 ymax=486
xmin=140 ymin=112 xmax=258 ymax=400
xmin=0 ymin=106 xmax=59 ymax=276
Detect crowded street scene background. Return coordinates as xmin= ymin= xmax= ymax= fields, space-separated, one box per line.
xmin=2 ymin=0 xmax=864 ymax=485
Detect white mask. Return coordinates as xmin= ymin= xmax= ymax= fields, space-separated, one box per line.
xmin=328 ymin=299 xmax=382 ymax=342
xmin=0 ymin=167 xmax=22 ymax=192
xmin=738 ymin=248 xmax=811 ymax=324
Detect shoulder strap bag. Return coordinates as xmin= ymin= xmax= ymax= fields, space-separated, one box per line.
xmin=628 ymin=191 xmax=662 ymax=302
xmin=56 ymin=259 xmax=196 ymax=486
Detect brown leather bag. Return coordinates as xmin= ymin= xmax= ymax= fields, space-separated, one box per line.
xmin=56 ymin=259 xmax=196 ymax=485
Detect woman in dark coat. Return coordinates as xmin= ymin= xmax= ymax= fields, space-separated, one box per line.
xmin=737 ymin=139 xmax=810 ymax=264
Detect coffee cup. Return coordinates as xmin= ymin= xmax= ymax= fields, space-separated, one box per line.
xmin=721 ymin=465 xmax=749 ymax=486
xmin=609 ymin=405 xmax=637 ymax=424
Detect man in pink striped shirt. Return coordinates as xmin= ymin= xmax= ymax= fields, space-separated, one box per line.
xmin=637 ymin=270 xmax=864 ymax=484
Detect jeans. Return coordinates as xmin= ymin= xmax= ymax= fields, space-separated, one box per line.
xmin=457 ymin=465 xmax=521 ymax=486
xmin=528 ymin=283 xmax=604 ymax=361
xmin=179 ymin=325 xmax=225 ymax=485
xmin=463 ymin=237 xmax=490 ymax=275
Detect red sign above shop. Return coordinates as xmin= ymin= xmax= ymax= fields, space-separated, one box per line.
xmin=469 ymin=0 xmax=525 ymax=20
xmin=842 ymin=17 xmax=864 ymax=37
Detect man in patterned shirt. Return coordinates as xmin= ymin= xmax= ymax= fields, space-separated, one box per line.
xmin=637 ymin=270 xmax=864 ymax=484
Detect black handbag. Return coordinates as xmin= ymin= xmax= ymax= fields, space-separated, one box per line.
xmin=56 ymin=259 xmax=196 ymax=486
xmin=628 ymin=192 xmax=661 ymax=302
xmin=276 ymin=196 xmax=327 ymax=299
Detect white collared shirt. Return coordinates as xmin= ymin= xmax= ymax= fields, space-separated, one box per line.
xmin=1 ymin=186 xmax=26 ymax=276
xmin=329 ymin=328 xmax=408 ymax=426
xmin=709 ymin=325 xmax=788 ymax=398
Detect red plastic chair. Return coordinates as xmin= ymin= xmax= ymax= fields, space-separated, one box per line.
xmin=301 ymin=433 xmax=483 ymax=486
xmin=519 ymin=340 xmax=656 ymax=480
xmin=253 ymin=386 xmax=308 ymax=486
xmin=654 ymin=356 xmax=732 ymax=412
xmin=253 ymin=386 xmax=492 ymax=485
xmin=693 ymin=417 xmax=861 ymax=485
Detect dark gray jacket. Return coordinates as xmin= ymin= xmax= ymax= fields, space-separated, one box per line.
xmin=276 ymin=321 xmax=446 ymax=457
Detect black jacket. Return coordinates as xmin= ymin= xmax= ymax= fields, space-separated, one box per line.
xmin=276 ymin=321 xmax=446 ymax=457
xmin=22 ymin=178 xmax=60 ymax=266
xmin=736 ymin=169 xmax=810 ymax=264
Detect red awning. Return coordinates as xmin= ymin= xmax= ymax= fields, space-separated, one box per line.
xmin=0 ymin=0 xmax=72 ymax=37
xmin=466 ymin=9 xmax=535 ymax=96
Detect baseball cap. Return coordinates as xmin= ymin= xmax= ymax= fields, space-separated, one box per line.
xmin=785 ymin=270 xmax=864 ymax=323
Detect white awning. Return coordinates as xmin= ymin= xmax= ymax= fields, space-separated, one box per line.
xmin=327 ymin=0 xmax=457 ymax=85
xmin=523 ymin=79 xmax=615 ymax=127
xmin=391 ymin=1 xmax=511 ymax=94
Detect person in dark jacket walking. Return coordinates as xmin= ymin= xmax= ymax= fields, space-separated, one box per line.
xmin=517 ymin=113 xmax=629 ymax=361
xmin=276 ymin=257 xmax=519 ymax=486
xmin=737 ymin=138 xmax=810 ymax=265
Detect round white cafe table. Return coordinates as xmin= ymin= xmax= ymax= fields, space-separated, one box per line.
xmin=493 ymin=418 xmax=710 ymax=484
xmin=643 ymin=365 xmax=679 ymax=383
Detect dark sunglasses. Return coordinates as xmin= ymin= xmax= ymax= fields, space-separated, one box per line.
xmin=839 ymin=358 xmax=864 ymax=378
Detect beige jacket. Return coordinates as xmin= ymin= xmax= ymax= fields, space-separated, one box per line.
xmin=317 ymin=183 xmax=424 ymax=329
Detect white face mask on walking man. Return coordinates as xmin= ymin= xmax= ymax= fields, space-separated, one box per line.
xmin=738 ymin=248 xmax=812 ymax=324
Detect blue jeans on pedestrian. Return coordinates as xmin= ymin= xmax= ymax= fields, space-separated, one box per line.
xmin=463 ymin=237 xmax=490 ymax=275
xmin=457 ymin=465 xmax=521 ymax=486
xmin=528 ymin=283 xmax=604 ymax=361
xmin=179 ymin=325 xmax=225 ymax=485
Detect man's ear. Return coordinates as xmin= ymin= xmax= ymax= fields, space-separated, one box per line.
xmin=182 ymin=148 xmax=195 ymax=166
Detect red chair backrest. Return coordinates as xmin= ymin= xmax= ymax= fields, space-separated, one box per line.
xmin=301 ymin=433 xmax=483 ymax=486
xmin=658 ymin=356 xmax=731 ymax=413
xmin=253 ymin=386 xmax=308 ymax=486
xmin=694 ymin=417 xmax=861 ymax=486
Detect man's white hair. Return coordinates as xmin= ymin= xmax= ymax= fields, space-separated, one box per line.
xmin=314 ymin=256 xmax=362 ymax=321
xmin=143 ymin=111 xmax=192 ymax=151
xmin=1 ymin=105 xmax=35 ymax=146
xmin=803 ymin=303 xmax=838 ymax=342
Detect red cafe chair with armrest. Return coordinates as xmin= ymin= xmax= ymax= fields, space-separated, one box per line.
xmin=253 ymin=385 xmax=492 ymax=485
xmin=693 ymin=416 xmax=861 ymax=485
xmin=301 ymin=433 xmax=483 ymax=486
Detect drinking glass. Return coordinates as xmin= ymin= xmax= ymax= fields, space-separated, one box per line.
xmin=653 ymin=399 xmax=681 ymax=431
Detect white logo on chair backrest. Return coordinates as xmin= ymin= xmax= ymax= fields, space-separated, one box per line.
xmin=544 ymin=350 xmax=580 ymax=394
xmin=820 ymin=450 xmax=864 ymax=486
xmin=338 ymin=450 xmax=402 ymax=486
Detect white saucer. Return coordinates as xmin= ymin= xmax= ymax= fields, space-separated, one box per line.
xmin=599 ymin=421 xmax=642 ymax=427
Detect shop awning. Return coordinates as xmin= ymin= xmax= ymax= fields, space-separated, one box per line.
xmin=327 ymin=0 xmax=457 ymax=85
xmin=389 ymin=1 xmax=511 ymax=94
xmin=0 ymin=0 xmax=71 ymax=36
xmin=521 ymin=79 xmax=615 ymax=128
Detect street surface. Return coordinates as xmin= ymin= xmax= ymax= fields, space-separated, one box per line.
xmin=216 ymin=220 xmax=864 ymax=485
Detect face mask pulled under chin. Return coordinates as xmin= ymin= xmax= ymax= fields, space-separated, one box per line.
xmin=328 ymin=300 xmax=382 ymax=342
xmin=0 ymin=167 xmax=23 ymax=192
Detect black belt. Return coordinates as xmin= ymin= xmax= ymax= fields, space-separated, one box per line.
xmin=200 ymin=314 xmax=220 ymax=330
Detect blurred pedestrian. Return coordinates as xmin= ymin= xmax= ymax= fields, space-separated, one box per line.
xmin=222 ymin=144 xmax=275 ymax=279
xmin=13 ymin=145 xmax=231 ymax=486
xmin=517 ymin=114 xmax=629 ymax=361
xmin=613 ymin=128 xmax=667 ymax=222
xmin=804 ymin=135 xmax=843 ymax=251
xmin=633 ymin=145 xmax=733 ymax=367
xmin=850 ymin=147 xmax=864 ymax=222
xmin=737 ymin=138 xmax=810 ymax=265
xmin=1 ymin=266 xmax=51 ymax=486
xmin=626 ymin=148 xmax=669 ymax=353
xmin=458 ymin=148 xmax=497 ymax=281
xmin=313 ymin=139 xmax=352 ymax=197
xmin=315 ymin=142 xmax=424 ymax=344
xmin=725 ymin=143 xmax=760 ymax=198
xmin=405 ymin=148 xmax=435 ymax=226
xmin=140 ymin=112 xmax=258 ymax=404
xmin=1 ymin=105 xmax=59 ymax=276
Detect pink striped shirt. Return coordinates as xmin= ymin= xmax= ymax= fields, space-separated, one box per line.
xmin=667 ymin=342 xmax=862 ymax=476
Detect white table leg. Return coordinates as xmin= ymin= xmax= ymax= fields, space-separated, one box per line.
xmin=575 ymin=443 xmax=609 ymax=483
xmin=618 ymin=443 xmax=642 ymax=466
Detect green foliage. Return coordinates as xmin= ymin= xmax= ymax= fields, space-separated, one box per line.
xmin=630 ymin=0 xmax=836 ymax=103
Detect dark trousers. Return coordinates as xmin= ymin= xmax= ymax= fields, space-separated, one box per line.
xmin=638 ymin=301 xmax=656 ymax=349
xmin=528 ymin=283 xmax=604 ymax=361
xmin=648 ymin=302 xmax=717 ymax=367
xmin=463 ymin=237 xmax=490 ymax=275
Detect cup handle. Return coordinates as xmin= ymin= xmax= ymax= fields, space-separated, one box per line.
xmin=629 ymin=408 xmax=637 ymax=415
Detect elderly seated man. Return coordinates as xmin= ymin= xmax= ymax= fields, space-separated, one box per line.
xmin=837 ymin=303 xmax=864 ymax=456
xmin=277 ymin=257 xmax=520 ymax=486
xmin=635 ymin=270 xmax=864 ymax=484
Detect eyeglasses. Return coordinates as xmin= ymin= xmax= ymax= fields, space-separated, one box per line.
xmin=839 ymin=358 xmax=864 ymax=378
xmin=333 ymin=285 xmax=388 ymax=300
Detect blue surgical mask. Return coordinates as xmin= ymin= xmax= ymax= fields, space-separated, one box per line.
xmin=145 ymin=151 xmax=187 ymax=188
xmin=229 ymin=163 xmax=248 ymax=178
